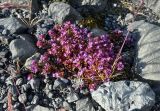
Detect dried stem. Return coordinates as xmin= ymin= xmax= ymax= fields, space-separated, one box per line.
xmin=110 ymin=0 xmax=144 ymax=78
xmin=7 ymin=92 xmax=12 ymax=111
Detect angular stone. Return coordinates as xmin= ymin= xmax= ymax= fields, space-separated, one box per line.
xmin=91 ymin=81 xmax=155 ymax=111
xmin=76 ymin=98 xmax=95 ymax=111
xmin=66 ymin=92 xmax=79 ymax=103
xmin=24 ymin=53 xmax=40 ymax=69
xmin=69 ymin=0 xmax=108 ymax=13
xmin=26 ymin=105 xmax=54 ymax=111
xmin=0 ymin=17 xmax=28 ymax=34
xmin=48 ymin=2 xmax=82 ymax=24
xmin=128 ymin=20 xmax=160 ymax=81
xmin=131 ymin=0 xmax=160 ymax=17
xmin=28 ymin=78 xmax=40 ymax=91
xmin=18 ymin=93 xmax=27 ymax=104
xmin=9 ymin=35 xmax=37 ymax=62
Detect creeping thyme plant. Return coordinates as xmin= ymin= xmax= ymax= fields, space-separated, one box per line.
xmin=29 ymin=21 xmax=128 ymax=91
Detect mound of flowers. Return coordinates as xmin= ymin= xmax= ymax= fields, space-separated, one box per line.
xmin=29 ymin=21 xmax=126 ymax=90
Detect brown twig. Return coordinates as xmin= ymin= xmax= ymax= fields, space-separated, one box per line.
xmin=7 ymin=91 xmax=12 ymax=111
xmin=110 ymin=0 xmax=144 ymax=78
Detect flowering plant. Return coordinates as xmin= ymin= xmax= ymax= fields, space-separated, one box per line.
xmin=30 ymin=21 xmax=125 ymax=91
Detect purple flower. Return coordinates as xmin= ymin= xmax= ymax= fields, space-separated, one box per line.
xmin=40 ymin=53 xmax=49 ymax=62
xmin=117 ymin=62 xmax=124 ymax=71
xmin=30 ymin=60 xmax=39 ymax=73
xmin=38 ymin=34 xmax=45 ymax=40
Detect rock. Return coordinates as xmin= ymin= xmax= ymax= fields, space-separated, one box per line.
xmin=3 ymin=103 xmax=7 ymax=109
xmin=31 ymin=95 xmax=39 ymax=105
xmin=9 ymin=86 xmax=18 ymax=97
xmin=91 ymin=28 xmax=107 ymax=37
xmin=53 ymin=78 xmax=67 ymax=89
xmin=0 ymin=17 xmax=28 ymax=34
xmin=2 ymin=29 xmax=9 ymax=35
xmin=18 ymin=93 xmax=27 ymax=104
xmin=128 ymin=20 xmax=160 ymax=81
xmin=69 ymin=0 xmax=108 ymax=14
xmin=26 ymin=105 xmax=54 ymax=111
xmin=131 ymin=0 xmax=160 ymax=17
xmin=48 ymin=2 xmax=82 ymax=24
xmin=1 ymin=8 xmax=11 ymax=17
xmin=13 ymin=102 xmax=20 ymax=109
xmin=9 ymin=36 xmax=37 ymax=62
xmin=47 ymin=91 xmax=53 ymax=99
xmin=91 ymin=81 xmax=155 ymax=111
xmin=55 ymin=97 xmax=63 ymax=105
xmin=63 ymin=101 xmax=72 ymax=111
xmin=22 ymin=84 xmax=31 ymax=92
xmin=28 ymin=78 xmax=40 ymax=91
xmin=66 ymin=92 xmax=79 ymax=103
xmin=16 ymin=78 xmax=23 ymax=86
xmin=24 ymin=53 xmax=40 ymax=69
xmin=30 ymin=0 xmax=39 ymax=17
xmin=76 ymin=98 xmax=95 ymax=111
xmin=125 ymin=13 xmax=134 ymax=23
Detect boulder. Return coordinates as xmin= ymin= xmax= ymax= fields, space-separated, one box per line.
xmin=131 ymin=0 xmax=160 ymax=17
xmin=0 ymin=17 xmax=28 ymax=34
xmin=48 ymin=2 xmax=82 ymax=24
xmin=69 ymin=0 xmax=108 ymax=14
xmin=9 ymin=35 xmax=37 ymax=62
xmin=92 ymin=81 xmax=155 ymax=111
xmin=128 ymin=20 xmax=160 ymax=81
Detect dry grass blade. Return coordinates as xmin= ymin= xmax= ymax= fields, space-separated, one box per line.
xmin=110 ymin=0 xmax=144 ymax=78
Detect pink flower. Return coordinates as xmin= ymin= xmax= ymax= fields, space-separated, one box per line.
xmin=36 ymin=40 xmax=44 ymax=48
xmin=38 ymin=34 xmax=46 ymax=40
xmin=117 ymin=62 xmax=124 ymax=71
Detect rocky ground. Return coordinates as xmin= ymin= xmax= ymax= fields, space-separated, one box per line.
xmin=0 ymin=0 xmax=160 ymax=111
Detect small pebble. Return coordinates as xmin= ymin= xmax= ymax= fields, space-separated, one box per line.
xmin=18 ymin=93 xmax=27 ymax=104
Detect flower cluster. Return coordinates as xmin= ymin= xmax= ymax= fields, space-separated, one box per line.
xmin=30 ymin=21 xmax=125 ymax=90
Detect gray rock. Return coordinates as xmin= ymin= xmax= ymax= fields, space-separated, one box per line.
xmin=18 ymin=93 xmax=27 ymax=104
xmin=47 ymin=92 xmax=53 ymax=99
xmin=53 ymin=78 xmax=66 ymax=89
xmin=128 ymin=20 xmax=160 ymax=81
xmin=9 ymin=86 xmax=18 ymax=97
xmin=48 ymin=2 xmax=82 ymax=24
xmin=66 ymin=92 xmax=79 ymax=103
xmin=55 ymin=97 xmax=63 ymax=105
xmin=9 ymin=36 xmax=37 ymax=62
xmin=0 ymin=17 xmax=28 ymax=34
xmin=70 ymin=0 xmax=108 ymax=13
xmin=22 ymin=84 xmax=31 ymax=92
xmin=2 ymin=29 xmax=9 ymax=35
xmin=131 ymin=0 xmax=160 ymax=17
xmin=28 ymin=78 xmax=40 ymax=91
xmin=13 ymin=102 xmax=20 ymax=109
xmin=31 ymin=95 xmax=39 ymax=105
xmin=26 ymin=105 xmax=54 ymax=111
xmin=91 ymin=81 xmax=155 ymax=111
xmin=76 ymin=98 xmax=95 ymax=111
xmin=91 ymin=28 xmax=107 ymax=37
xmin=12 ymin=95 xmax=18 ymax=101
xmin=24 ymin=53 xmax=40 ymax=69
xmin=3 ymin=103 xmax=7 ymax=109
xmin=125 ymin=13 xmax=134 ymax=23
xmin=16 ymin=78 xmax=23 ymax=86
xmin=63 ymin=101 xmax=72 ymax=111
